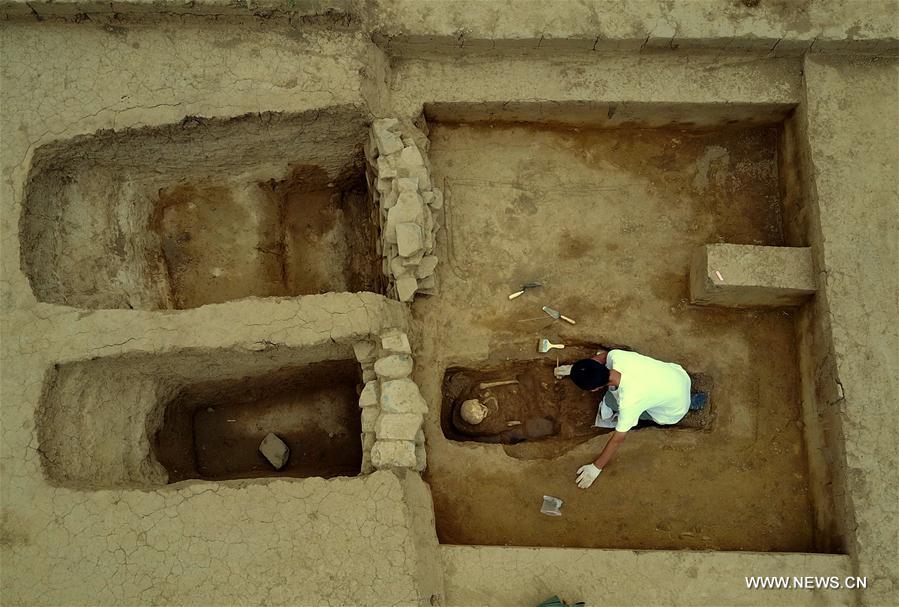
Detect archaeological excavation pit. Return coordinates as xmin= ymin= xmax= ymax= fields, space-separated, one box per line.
xmin=36 ymin=344 xmax=368 ymax=489
xmin=4 ymin=6 xmax=896 ymax=604
xmin=20 ymin=107 xmax=382 ymax=310
xmin=440 ymin=346 xmax=714 ymax=460
xmin=418 ymin=106 xmax=835 ymax=554
xmin=155 ymin=359 xmax=362 ymax=482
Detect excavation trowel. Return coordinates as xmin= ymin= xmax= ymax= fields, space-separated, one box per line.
xmin=508 ymin=282 xmax=542 ymax=300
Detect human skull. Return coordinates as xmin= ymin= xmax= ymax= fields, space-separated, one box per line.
xmin=460 ymin=399 xmax=489 ymax=425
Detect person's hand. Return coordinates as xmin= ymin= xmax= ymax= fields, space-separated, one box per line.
xmin=576 ymin=463 xmax=602 ymax=489
xmin=554 ymin=364 xmax=573 ymax=379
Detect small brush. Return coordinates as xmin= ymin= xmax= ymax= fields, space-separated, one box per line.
xmin=538 ymin=338 xmax=565 ymax=353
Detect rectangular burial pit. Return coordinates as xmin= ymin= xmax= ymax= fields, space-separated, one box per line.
xmin=21 ymin=107 xmax=382 ymax=310
xmin=36 ymin=337 xmax=371 ymax=490
xmin=419 ymin=108 xmax=828 ymax=554
xmin=432 ymin=347 xmax=812 ymax=553
xmin=441 ymin=346 xmax=713 ymax=460
xmin=155 ymin=359 xmax=362 ymax=482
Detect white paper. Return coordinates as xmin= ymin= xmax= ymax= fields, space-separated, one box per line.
xmin=553 ymin=364 xmax=573 ymax=378
xmin=540 ymin=495 xmax=563 ymax=516
xmin=594 ymin=402 xmax=618 ymax=429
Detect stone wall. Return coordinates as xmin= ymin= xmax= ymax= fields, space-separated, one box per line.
xmin=365 ymin=118 xmax=442 ymax=302
xmin=355 ymin=328 xmax=427 ymax=471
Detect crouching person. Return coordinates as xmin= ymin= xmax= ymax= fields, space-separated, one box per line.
xmin=558 ymin=349 xmax=699 ymax=489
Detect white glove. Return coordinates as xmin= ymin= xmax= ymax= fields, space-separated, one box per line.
xmin=576 ymin=463 xmax=602 ymax=489
xmin=554 ymin=364 xmax=573 ymax=378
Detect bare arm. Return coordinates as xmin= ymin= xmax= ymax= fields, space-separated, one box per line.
xmin=593 ymin=431 xmax=627 ymax=469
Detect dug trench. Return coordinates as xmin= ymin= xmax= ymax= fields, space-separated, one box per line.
xmin=416 ymin=119 xmax=825 ymax=553
xmin=154 ymin=359 xmax=362 ymax=482
xmin=20 ymin=108 xmax=384 ymax=310
xmin=153 ymin=165 xmax=382 ymax=309
xmin=440 ymin=343 xmax=714 ymax=460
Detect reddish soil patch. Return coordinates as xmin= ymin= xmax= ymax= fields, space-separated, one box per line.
xmin=154 ymin=165 xmax=381 ymax=308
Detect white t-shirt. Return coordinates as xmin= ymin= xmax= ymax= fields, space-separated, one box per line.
xmin=605 ymin=349 xmax=691 ymax=432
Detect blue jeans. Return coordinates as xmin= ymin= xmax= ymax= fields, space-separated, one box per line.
xmin=603 ymin=390 xmax=654 ymax=421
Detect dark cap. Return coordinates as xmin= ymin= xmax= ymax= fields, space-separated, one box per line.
xmin=570 ymin=358 xmax=610 ymax=391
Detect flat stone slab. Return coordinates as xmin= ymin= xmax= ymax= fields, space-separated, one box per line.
xmin=353 ymin=340 xmax=377 ymax=363
xmin=416 ymin=255 xmax=438 ymax=279
xmin=361 ymin=407 xmax=379 ymax=432
xmin=374 ymin=354 xmax=414 ymax=379
xmin=373 ymin=119 xmax=403 ymax=155
xmin=380 ymin=378 xmax=429 ymax=414
xmin=400 ymin=145 xmax=425 ymax=167
xmin=358 ymin=380 xmax=379 ymax=408
xmin=690 ymin=244 xmax=816 ymax=308
xmin=375 ymin=413 xmax=423 ymax=441
xmin=381 ymin=329 xmax=412 ymax=353
xmin=396 ymin=222 xmax=424 ymax=257
xmin=259 ymin=433 xmax=290 ymax=470
xmin=396 ymin=275 xmax=418 ymax=302
xmin=371 ymin=439 xmax=417 ymax=469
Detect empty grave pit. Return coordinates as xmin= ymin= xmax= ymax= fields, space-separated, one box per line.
xmin=20 ymin=107 xmax=382 ymax=310
xmin=36 ymin=345 xmax=365 ymax=489
xmin=155 ymin=359 xmax=362 ymax=482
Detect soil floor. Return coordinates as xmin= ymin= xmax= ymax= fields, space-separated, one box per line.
xmin=155 ymin=359 xmax=362 ymax=481
xmin=155 ymin=176 xmax=380 ymax=308
xmin=415 ymin=122 xmax=817 ymax=552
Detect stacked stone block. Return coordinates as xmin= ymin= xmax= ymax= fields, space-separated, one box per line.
xmin=365 ymin=118 xmax=442 ymax=302
xmin=354 ymin=328 xmax=427 ymax=473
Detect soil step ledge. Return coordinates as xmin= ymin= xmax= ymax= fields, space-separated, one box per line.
xmin=690 ymin=244 xmax=816 ymax=308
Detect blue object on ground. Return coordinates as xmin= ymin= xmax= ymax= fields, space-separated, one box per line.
xmin=690 ymin=392 xmax=709 ymax=411
xmin=537 ymin=596 xmax=585 ymax=607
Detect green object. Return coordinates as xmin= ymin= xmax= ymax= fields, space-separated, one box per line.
xmin=537 ymin=596 xmax=585 ymax=607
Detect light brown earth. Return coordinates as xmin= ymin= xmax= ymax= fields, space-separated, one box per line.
xmin=20 ymin=109 xmax=383 ymax=310
xmin=417 ymin=121 xmax=817 ymax=552
xmin=1 ymin=4 xmax=896 ymax=606
xmin=155 ymin=180 xmax=379 ymax=308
